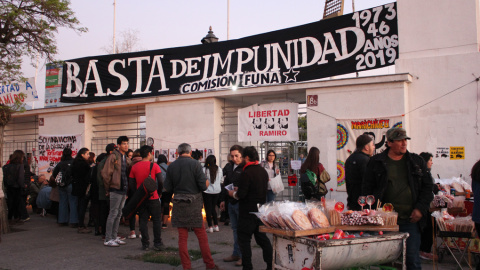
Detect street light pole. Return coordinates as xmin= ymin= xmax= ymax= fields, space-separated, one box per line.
xmin=113 ymin=0 xmax=116 ymax=54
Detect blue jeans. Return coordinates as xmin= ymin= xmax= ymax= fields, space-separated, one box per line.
xmin=105 ymin=192 xmax=126 ymax=242
xmin=228 ymin=202 xmax=242 ymax=257
xmin=399 ymin=223 xmax=421 ymax=270
xmin=58 ymin=184 xmax=78 ymax=224
xmin=266 ymin=190 xmax=276 ymax=203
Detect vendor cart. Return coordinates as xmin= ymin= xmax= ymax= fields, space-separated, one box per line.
xmin=260 ymin=226 xmax=408 ymax=270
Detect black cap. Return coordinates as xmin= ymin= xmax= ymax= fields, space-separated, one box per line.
xmin=356 ymin=134 xmax=373 ymax=150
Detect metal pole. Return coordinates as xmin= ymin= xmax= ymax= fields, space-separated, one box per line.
xmin=227 ymin=0 xmax=230 ymax=40
xmin=113 ymin=0 xmax=116 ymax=53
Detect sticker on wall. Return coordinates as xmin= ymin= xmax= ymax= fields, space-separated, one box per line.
xmin=450 ymin=146 xmax=465 ymax=160
xmin=436 ymin=147 xmax=449 ymax=158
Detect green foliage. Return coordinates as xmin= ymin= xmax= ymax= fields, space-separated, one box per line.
xmin=298 ymin=114 xmax=307 ymax=141
xmin=127 ymin=247 xmax=216 ymax=266
xmin=0 ymin=0 xmax=87 ymax=82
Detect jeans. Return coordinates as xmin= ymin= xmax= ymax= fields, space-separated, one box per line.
xmin=228 ymin=202 xmax=242 ymax=257
xmin=105 ymin=192 xmax=126 ymax=242
xmin=203 ymin=193 xmax=219 ymax=227
xmin=178 ymin=224 xmax=215 ymax=270
xmin=238 ymin=214 xmax=273 ymax=270
xmin=58 ymin=184 xmax=79 ymax=224
xmin=399 ymin=223 xmax=421 ymax=270
xmin=139 ymin=199 xmax=163 ymax=248
xmin=77 ymin=195 xmax=90 ymax=227
xmin=266 ymin=190 xmax=276 ymax=203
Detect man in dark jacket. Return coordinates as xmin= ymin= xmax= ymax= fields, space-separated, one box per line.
xmin=164 ymin=143 xmax=220 ymax=270
xmin=228 ymin=146 xmax=272 ymax=270
xmin=219 ymin=145 xmax=244 ymax=266
xmin=345 ymin=134 xmax=375 ymax=210
xmin=362 ymin=127 xmax=433 ymax=270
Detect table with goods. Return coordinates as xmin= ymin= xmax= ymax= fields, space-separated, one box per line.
xmin=255 ymin=196 xmax=408 ymax=270
xmin=430 ymin=177 xmax=477 ymax=269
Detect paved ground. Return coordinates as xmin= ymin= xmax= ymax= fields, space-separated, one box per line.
xmin=0 ymin=209 xmax=475 ymax=270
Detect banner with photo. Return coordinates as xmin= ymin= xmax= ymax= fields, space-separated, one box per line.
xmin=61 ymin=3 xmax=398 ymax=103
xmin=238 ymin=102 xmax=298 ymax=142
xmin=37 ymin=134 xmax=83 ymax=177
xmin=336 ymin=116 xmax=403 ymax=191
xmin=0 ymin=77 xmax=38 ymax=105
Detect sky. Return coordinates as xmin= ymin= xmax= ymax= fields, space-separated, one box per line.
xmin=22 ymin=0 xmax=394 ymax=108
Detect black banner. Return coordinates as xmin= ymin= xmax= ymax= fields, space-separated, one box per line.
xmin=61 ymin=3 xmax=398 ymax=103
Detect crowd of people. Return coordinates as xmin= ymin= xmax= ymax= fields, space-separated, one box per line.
xmin=3 ymin=136 xmax=293 ymax=270
xmin=7 ymin=127 xmax=477 ymax=270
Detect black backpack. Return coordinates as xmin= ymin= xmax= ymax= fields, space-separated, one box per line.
xmin=3 ymin=164 xmax=19 ymax=187
xmin=55 ymin=161 xmax=73 ymax=187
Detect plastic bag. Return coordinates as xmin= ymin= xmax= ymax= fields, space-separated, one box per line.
xmin=270 ymin=174 xmax=284 ymax=194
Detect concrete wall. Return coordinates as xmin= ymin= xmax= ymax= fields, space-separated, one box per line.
xmin=39 ymin=111 xmax=87 ymax=145
xmin=306 ymin=77 xmax=409 ymax=203
xmin=145 ymin=97 xmax=223 ymax=159
xmin=396 ymin=0 xmax=480 ymax=181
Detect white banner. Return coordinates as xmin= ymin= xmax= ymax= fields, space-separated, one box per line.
xmin=336 ymin=116 xmax=404 ymax=191
xmin=238 ymin=102 xmax=298 ymax=142
xmin=37 ymin=134 xmax=83 ymax=177
xmin=0 ymin=77 xmax=38 ymax=105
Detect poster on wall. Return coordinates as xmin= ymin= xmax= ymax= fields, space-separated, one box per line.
xmin=61 ymin=3 xmax=398 ymax=103
xmin=336 ymin=116 xmax=403 ymax=191
xmin=45 ymin=63 xmax=71 ymax=108
xmin=238 ymin=102 xmax=299 ymax=142
xmin=168 ymin=149 xmax=177 ymax=162
xmin=0 ymin=77 xmax=38 ymax=105
xmin=37 ymin=134 xmax=83 ymax=177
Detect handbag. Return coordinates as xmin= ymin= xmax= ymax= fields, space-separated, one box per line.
xmin=270 ymin=174 xmax=284 ymax=194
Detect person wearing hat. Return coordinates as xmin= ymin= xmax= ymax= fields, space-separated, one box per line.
xmin=345 ymin=134 xmax=375 ymax=211
xmin=362 ymin=127 xmax=433 ymax=269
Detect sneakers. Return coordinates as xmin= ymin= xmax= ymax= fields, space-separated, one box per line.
xmin=21 ymin=217 xmax=30 ymax=222
xmin=213 ymin=225 xmax=220 ymax=232
xmin=235 ymin=259 xmax=242 ymax=267
xmin=115 ymin=237 xmax=127 ymax=245
xmin=104 ymin=239 xmax=120 ymax=247
xmin=116 ymin=234 xmax=126 ymax=241
xmin=142 ymin=245 xmax=150 ymax=251
xmin=206 ymin=227 xmax=214 ymax=233
xmin=162 ymin=223 xmax=167 ymax=229
xmin=206 ymin=265 xmax=222 ymax=270
xmin=128 ymin=231 xmax=136 ymax=239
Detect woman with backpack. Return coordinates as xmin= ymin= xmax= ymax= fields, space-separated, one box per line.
xmin=300 ymin=147 xmax=331 ymax=201
xmin=52 ymin=148 xmax=78 ymax=227
xmin=203 ymin=155 xmax=222 ymax=233
xmin=72 ymin=148 xmax=93 ymax=233
xmin=3 ymin=150 xmax=29 ymax=222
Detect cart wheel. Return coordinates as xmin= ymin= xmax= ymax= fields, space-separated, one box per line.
xmin=438 ymin=250 xmax=445 ymax=263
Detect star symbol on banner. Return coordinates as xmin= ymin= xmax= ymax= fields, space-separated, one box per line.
xmin=283 ymin=68 xmax=300 ymax=83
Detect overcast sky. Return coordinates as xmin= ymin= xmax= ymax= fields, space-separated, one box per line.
xmin=23 ymin=0 xmax=394 ymax=107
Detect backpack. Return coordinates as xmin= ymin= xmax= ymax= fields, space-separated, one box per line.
xmin=55 ymin=161 xmax=73 ymax=187
xmin=3 ymin=164 xmax=19 ymax=187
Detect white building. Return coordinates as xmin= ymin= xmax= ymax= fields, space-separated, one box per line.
xmin=4 ymin=0 xmax=480 ymax=203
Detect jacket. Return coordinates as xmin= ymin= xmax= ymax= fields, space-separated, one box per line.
xmin=71 ymin=158 xmax=91 ymax=197
xmin=236 ymin=163 xmax=268 ymax=218
xmin=345 ymin=151 xmax=370 ymax=210
xmin=101 ymin=149 xmax=132 ymax=193
xmin=164 ymin=156 xmax=207 ymax=194
xmin=203 ymin=167 xmax=222 ymax=194
xmin=220 ymin=161 xmax=244 ymax=204
xmin=3 ymin=163 xmax=25 ymax=188
xmin=97 ymin=156 xmax=108 ymax=201
xmin=362 ymin=149 xmax=433 ymax=229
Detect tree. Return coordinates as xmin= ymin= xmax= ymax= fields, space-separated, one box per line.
xmin=298 ymin=114 xmax=307 ymax=141
xmin=0 ymin=0 xmax=87 ymax=82
xmin=101 ymin=28 xmax=144 ymax=54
